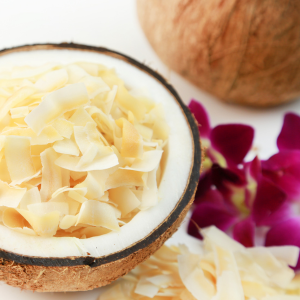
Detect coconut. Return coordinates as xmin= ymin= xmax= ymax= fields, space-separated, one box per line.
xmin=0 ymin=44 xmax=201 ymax=292
xmin=137 ymin=0 xmax=300 ymax=107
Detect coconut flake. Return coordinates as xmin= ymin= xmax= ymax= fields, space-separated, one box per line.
xmin=55 ymin=151 xmax=118 ymax=172
xmin=140 ymin=168 xmax=158 ymax=210
xmin=121 ymin=120 xmax=143 ymax=158
xmin=0 ymin=180 xmax=26 ymax=207
xmin=11 ymin=63 xmax=59 ymax=79
xmin=106 ymin=169 xmax=146 ymax=190
xmin=10 ymin=106 xmax=29 ymax=119
xmin=109 ymin=187 xmax=140 ymax=217
xmin=52 ymin=118 xmax=74 ymax=139
xmin=40 ymin=148 xmax=62 ymax=202
xmin=4 ymin=136 xmax=36 ymax=183
xmin=75 ymin=170 xmax=112 ymax=199
xmin=76 ymin=200 xmax=119 ymax=231
xmin=30 ymin=125 xmax=63 ymax=145
xmin=68 ymin=189 xmax=88 ymax=203
xmin=79 ymin=75 xmax=110 ymax=99
xmin=53 ymin=138 xmax=80 ymax=156
xmin=16 ymin=209 xmax=60 ymax=237
xmin=69 ymin=107 xmax=94 ymax=126
xmin=34 ymin=68 xmax=68 ymax=92
xmin=27 ymin=202 xmax=69 ymax=217
xmin=19 ymin=187 xmax=41 ymax=210
xmin=76 ymin=62 xmax=99 ymax=76
xmin=0 ymin=87 xmax=37 ymax=122
xmin=134 ymin=276 xmax=160 ymax=298
xmin=121 ymin=150 xmax=163 ymax=172
xmin=267 ymin=246 xmax=300 ymax=268
xmin=178 ymin=252 xmax=215 ymax=300
xmin=25 ymin=83 xmax=89 ymax=134
xmin=66 ymin=64 xmax=89 ymax=83
xmin=59 ymin=215 xmax=78 ymax=230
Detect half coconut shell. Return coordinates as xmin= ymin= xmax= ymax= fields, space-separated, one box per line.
xmin=0 ymin=43 xmax=201 ymax=292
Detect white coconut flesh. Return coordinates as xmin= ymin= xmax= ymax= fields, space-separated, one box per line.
xmin=0 ymin=49 xmax=193 ymax=259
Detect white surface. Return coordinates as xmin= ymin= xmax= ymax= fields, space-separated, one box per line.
xmin=0 ymin=0 xmax=299 ymax=298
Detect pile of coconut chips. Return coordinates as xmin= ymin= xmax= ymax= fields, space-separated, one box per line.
xmin=100 ymin=226 xmax=300 ymax=300
xmin=0 ymin=62 xmax=169 ymax=238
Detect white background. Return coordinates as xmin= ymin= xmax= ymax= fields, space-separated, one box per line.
xmin=1 ymin=0 xmax=300 ymax=299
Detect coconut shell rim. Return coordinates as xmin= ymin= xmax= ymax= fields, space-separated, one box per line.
xmin=0 ymin=43 xmax=201 ymax=268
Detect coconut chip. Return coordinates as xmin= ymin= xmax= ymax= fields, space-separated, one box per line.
xmin=99 ymin=226 xmax=300 ymax=300
xmin=0 ymin=62 xmax=169 ymax=238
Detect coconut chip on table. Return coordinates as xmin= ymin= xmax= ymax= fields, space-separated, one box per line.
xmin=99 ymin=226 xmax=300 ymax=300
xmin=0 ymin=62 xmax=169 ymax=238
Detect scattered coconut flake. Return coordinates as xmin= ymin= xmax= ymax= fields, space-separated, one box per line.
xmin=267 ymin=246 xmax=300 ymax=268
xmin=99 ymin=226 xmax=300 ymax=300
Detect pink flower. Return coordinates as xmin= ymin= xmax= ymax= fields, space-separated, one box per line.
xmin=188 ymin=101 xmax=300 ymax=269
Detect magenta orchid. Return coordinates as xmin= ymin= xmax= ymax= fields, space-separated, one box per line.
xmin=188 ymin=100 xmax=300 ymax=268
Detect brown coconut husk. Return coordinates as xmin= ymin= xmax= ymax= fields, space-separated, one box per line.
xmin=0 ymin=43 xmax=202 ymax=292
xmin=137 ymin=0 xmax=300 ymax=107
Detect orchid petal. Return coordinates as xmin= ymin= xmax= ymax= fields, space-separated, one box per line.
xmin=277 ymin=113 xmax=300 ymax=151
xmin=188 ymin=99 xmax=210 ymax=138
xmin=265 ymin=218 xmax=300 ymax=269
xmin=188 ymin=202 xmax=237 ymax=240
xmin=195 ymin=170 xmax=212 ymax=200
xmin=194 ymin=188 xmax=225 ymax=205
xmin=244 ymin=156 xmax=261 ymax=208
xmin=210 ymin=124 xmax=254 ymax=166
xmin=245 ymin=156 xmax=261 ymax=182
xmin=262 ymin=151 xmax=300 ymax=200
xmin=260 ymin=202 xmax=294 ymax=226
xmin=212 ymin=164 xmax=246 ymax=187
xmin=233 ymin=218 xmax=255 ymax=247
xmin=211 ymin=164 xmax=246 ymax=205
xmin=252 ymin=177 xmax=286 ymax=226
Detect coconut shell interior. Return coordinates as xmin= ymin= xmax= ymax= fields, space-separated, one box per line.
xmin=0 ymin=43 xmax=201 ymax=292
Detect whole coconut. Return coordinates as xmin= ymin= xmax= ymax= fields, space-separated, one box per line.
xmin=137 ymin=0 xmax=300 ymax=106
